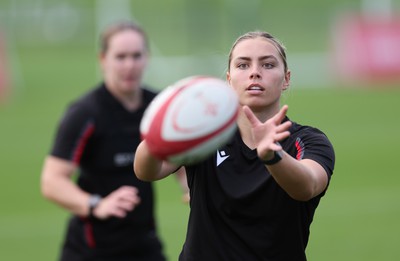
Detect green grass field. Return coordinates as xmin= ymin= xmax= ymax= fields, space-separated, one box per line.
xmin=1 ymin=84 xmax=399 ymax=260
xmin=1 ymin=0 xmax=400 ymax=260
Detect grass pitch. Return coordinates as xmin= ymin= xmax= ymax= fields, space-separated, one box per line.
xmin=1 ymin=85 xmax=399 ymax=260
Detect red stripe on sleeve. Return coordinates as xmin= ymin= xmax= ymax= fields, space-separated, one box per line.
xmin=72 ymin=122 xmax=95 ymax=164
xmin=295 ymin=137 xmax=305 ymax=160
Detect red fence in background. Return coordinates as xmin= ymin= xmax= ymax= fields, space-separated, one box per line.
xmin=0 ymin=31 xmax=11 ymax=103
xmin=331 ymin=13 xmax=400 ymax=85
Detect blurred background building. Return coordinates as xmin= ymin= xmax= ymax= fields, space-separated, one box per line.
xmin=332 ymin=0 xmax=400 ymax=85
xmin=1 ymin=0 xmax=398 ymax=98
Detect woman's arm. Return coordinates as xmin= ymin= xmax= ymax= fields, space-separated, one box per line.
xmin=41 ymin=156 xmax=141 ymax=219
xmin=134 ymin=140 xmax=180 ymax=181
xmin=264 ymin=153 xmax=328 ymax=201
xmin=243 ymin=105 xmax=329 ymax=201
xmin=41 ymin=156 xmax=91 ymax=216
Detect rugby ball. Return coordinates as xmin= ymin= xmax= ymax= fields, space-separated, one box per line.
xmin=140 ymin=75 xmax=239 ymax=165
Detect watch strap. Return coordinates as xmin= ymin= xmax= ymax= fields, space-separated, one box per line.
xmin=262 ymin=150 xmax=283 ymax=165
xmin=88 ymin=194 xmax=102 ymax=218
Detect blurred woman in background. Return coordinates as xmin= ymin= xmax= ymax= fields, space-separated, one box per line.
xmin=41 ymin=21 xmax=180 ymax=261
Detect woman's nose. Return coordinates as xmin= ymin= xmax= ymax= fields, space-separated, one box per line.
xmin=250 ymin=70 xmax=261 ymax=79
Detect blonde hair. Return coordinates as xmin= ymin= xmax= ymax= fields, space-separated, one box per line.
xmin=228 ymin=31 xmax=288 ymax=73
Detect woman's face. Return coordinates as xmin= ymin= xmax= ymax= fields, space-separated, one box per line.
xmin=227 ymin=37 xmax=290 ymax=112
xmin=100 ymin=30 xmax=148 ymax=95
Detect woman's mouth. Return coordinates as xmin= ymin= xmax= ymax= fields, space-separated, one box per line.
xmin=246 ymin=84 xmax=264 ymax=92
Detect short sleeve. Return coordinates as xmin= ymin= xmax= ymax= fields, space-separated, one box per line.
xmin=50 ymin=102 xmax=95 ymax=165
xmin=294 ymin=128 xmax=335 ymax=179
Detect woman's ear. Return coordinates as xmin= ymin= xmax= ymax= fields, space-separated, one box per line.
xmin=99 ymin=53 xmax=106 ymax=71
xmin=226 ymin=71 xmax=231 ymax=83
xmin=283 ymin=70 xmax=291 ymax=90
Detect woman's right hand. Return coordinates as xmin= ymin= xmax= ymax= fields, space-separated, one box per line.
xmin=92 ymin=186 xmax=141 ymax=219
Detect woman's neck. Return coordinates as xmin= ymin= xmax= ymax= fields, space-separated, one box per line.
xmin=107 ymin=85 xmax=143 ymax=112
xmin=118 ymin=91 xmax=143 ymax=111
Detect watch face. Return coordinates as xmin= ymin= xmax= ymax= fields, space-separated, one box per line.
xmin=89 ymin=194 xmax=102 ymax=208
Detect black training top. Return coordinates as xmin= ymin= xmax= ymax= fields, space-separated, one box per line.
xmin=50 ymin=83 xmax=165 ymax=260
xmin=180 ymin=119 xmax=335 ymax=261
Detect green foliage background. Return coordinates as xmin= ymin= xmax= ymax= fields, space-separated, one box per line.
xmin=0 ymin=0 xmax=400 ymax=260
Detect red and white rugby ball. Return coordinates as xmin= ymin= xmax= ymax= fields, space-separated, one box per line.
xmin=140 ymin=76 xmax=239 ymax=165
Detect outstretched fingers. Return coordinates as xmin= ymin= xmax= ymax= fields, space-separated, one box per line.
xmin=276 ymin=120 xmax=292 ymax=133
xmin=275 ymin=130 xmax=291 ymax=141
xmin=242 ymin=105 xmax=261 ymax=127
xmin=248 ymin=105 xmax=292 ymax=153
xmin=273 ymin=106 xmax=292 ymax=143
xmin=273 ymin=105 xmax=289 ymax=124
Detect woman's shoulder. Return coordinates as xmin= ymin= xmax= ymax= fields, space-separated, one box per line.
xmin=288 ymin=118 xmax=328 ymax=138
xmin=62 ymin=85 xmax=105 ymax=122
xmin=286 ymin=118 xmax=335 ymax=175
xmin=286 ymin=118 xmax=334 ymax=151
xmin=71 ymin=83 xmax=106 ymax=107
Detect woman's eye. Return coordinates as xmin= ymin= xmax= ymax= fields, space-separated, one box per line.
xmin=116 ymin=54 xmax=126 ymax=60
xmin=237 ymin=63 xmax=248 ymax=69
xmin=132 ymin=52 xmax=143 ymax=60
xmin=263 ymin=63 xmax=274 ymax=69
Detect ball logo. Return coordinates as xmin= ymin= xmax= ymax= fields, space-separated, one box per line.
xmin=197 ymin=92 xmax=218 ymax=116
xmin=171 ymin=91 xmax=220 ymax=134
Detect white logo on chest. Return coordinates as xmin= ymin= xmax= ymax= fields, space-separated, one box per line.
xmin=114 ymin=153 xmax=134 ymax=167
xmin=216 ymin=150 xmax=229 ymax=166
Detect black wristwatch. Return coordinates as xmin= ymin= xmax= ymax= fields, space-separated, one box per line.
xmin=262 ymin=150 xmax=283 ymax=165
xmin=88 ymin=194 xmax=102 ymax=218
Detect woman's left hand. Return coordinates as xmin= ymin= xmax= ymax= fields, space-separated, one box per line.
xmin=243 ymin=105 xmax=292 ymax=161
